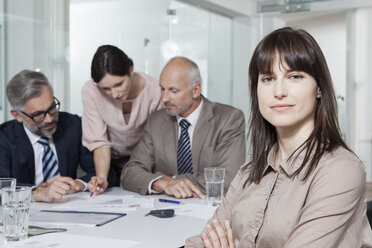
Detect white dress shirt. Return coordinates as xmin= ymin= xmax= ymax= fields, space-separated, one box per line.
xmin=23 ymin=125 xmax=87 ymax=190
xmin=23 ymin=125 xmax=59 ymax=186
xmin=148 ymin=99 xmax=204 ymax=194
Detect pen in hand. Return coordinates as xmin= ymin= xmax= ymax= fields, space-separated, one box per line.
xmin=90 ymin=181 xmax=98 ymax=197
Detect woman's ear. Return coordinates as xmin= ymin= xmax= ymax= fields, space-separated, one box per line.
xmin=316 ymin=87 xmax=321 ymax=98
xmin=129 ymin=66 xmax=134 ymax=76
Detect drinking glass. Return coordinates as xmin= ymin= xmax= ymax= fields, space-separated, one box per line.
xmin=0 ymin=178 xmax=16 ymax=226
xmin=1 ymin=186 xmax=31 ymax=241
xmin=204 ymin=167 xmax=225 ymax=206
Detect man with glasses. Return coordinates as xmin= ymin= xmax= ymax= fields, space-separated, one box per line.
xmin=0 ymin=70 xmax=95 ymax=202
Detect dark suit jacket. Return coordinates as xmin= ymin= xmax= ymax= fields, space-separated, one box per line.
xmin=121 ymin=97 xmax=246 ymax=195
xmin=0 ymin=112 xmax=95 ymax=185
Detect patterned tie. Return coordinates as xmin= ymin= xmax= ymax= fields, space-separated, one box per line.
xmin=177 ymin=119 xmax=193 ymax=174
xmin=38 ymin=137 xmax=59 ymax=182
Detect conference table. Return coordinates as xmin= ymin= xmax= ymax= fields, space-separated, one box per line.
xmin=3 ymin=187 xmax=216 ymax=248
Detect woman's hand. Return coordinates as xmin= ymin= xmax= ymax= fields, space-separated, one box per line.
xmin=202 ymin=219 xmax=234 ymax=248
xmin=88 ymin=176 xmax=108 ymax=196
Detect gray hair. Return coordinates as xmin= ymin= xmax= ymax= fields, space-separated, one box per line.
xmin=167 ymin=56 xmax=202 ymax=88
xmin=6 ymin=70 xmax=53 ymax=111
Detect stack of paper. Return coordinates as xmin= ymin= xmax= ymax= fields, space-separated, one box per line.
xmin=52 ymin=194 xmax=154 ymax=212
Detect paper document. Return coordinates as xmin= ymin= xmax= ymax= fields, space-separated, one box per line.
xmin=4 ymin=233 xmax=141 ymax=248
xmin=51 ymin=193 xmax=154 ymax=212
xmin=174 ymin=203 xmax=217 ymax=220
xmin=29 ymin=210 xmax=126 ymax=227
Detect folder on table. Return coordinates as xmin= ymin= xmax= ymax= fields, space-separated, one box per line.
xmin=30 ymin=210 xmax=126 ymax=227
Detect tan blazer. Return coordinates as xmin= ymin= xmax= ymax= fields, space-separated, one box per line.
xmin=120 ymin=97 xmax=246 ymax=195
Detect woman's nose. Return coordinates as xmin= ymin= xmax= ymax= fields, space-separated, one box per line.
xmin=274 ymin=79 xmax=287 ymax=99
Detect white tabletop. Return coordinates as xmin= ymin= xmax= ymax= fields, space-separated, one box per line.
xmin=6 ymin=188 xmax=215 ymax=248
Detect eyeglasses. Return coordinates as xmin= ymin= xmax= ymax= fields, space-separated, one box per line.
xmin=21 ymin=97 xmax=60 ymax=123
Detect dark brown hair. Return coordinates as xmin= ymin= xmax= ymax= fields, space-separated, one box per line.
xmin=91 ymin=45 xmax=133 ymax=83
xmin=245 ymin=27 xmax=349 ymax=184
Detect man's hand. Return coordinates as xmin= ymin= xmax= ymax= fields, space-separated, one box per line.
xmin=152 ymin=176 xmax=204 ymax=199
xmin=88 ymin=176 xmax=108 ymax=196
xmin=34 ymin=175 xmax=85 ymax=203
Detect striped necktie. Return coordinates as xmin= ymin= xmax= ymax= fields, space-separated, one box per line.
xmin=177 ymin=119 xmax=193 ymax=174
xmin=38 ymin=137 xmax=59 ymax=182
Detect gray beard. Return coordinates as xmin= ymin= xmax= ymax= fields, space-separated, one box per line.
xmin=23 ymin=116 xmax=58 ymax=138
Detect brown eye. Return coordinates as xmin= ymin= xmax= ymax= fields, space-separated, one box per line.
xmin=261 ymin=77 xmax=273 ymax=83
xmin=114 ymin=82 xmax=123 ymax=87
xmin=289 ymin=74 xmax=304 ymax=80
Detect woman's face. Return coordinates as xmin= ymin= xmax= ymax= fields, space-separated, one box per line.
xmin=257 ymin=55 xmax=320 ymax=133
xmin=98 ymin=73 xmax=131 ymax=101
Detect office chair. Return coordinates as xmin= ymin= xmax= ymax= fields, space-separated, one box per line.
xmin=367 ymin=200 xmax=372 ymax=227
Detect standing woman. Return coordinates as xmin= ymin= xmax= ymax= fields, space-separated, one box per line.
xmin=186 ymin=27 xmax=372 ymax=247
xmin=82 ymin=45 xmax=162 ymax=193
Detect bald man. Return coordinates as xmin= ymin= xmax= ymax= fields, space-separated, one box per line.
xmin=121 ymin=57 xmax=245 ymax=199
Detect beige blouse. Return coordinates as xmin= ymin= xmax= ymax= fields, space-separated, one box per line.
xmin=82 ymin=72 xmax=163 ymax=159
xmin=186 ymin=147 xmax=372 ymax=248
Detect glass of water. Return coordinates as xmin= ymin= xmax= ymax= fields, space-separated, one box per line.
xmin=0 ymin=178 xmax=16 ymax=226
xmin=204 ymin=167 xmax=225 ymax=206
xmin=1 ymin=186 xmax=31 ymax=241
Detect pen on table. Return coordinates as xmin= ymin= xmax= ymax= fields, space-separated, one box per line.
xmin=159 ymin=198 xmax=181 ymax=204
xmin=90 ymin=181 xmax=98 ymax=197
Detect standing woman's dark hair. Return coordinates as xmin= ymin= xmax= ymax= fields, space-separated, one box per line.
xmin=82 ymin=44 xmax=163 ymax=194
xmin=91 ymin=45 xmax=134 ymax=83
xmin=246 ymin=27 xmax=350 ymax=184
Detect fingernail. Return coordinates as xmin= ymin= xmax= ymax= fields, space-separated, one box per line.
xmin=206 ymin=224 xmax=212 ymax=229
xmin=213 ymin=219 xmax=218 ymax=223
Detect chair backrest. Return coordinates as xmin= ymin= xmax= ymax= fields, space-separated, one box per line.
xmin=367 ymin=201 xmax=372 ymax=227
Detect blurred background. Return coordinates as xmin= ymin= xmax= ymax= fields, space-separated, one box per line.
xmin=0 ymin=0 xmax=371 ymax=181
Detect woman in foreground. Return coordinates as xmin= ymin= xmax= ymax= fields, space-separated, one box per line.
xmin=185 ymin=27 xmax=372 ymax=247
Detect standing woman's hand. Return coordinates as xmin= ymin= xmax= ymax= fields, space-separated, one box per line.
xmin=88 ymin=176 xmax=108 ymax=195
xmin=202 ymin=219 xmax=235 ymax=248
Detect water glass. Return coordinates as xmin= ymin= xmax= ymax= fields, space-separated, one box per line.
xmin=0 ymin=178 xmax=16 ymax=225
xmin=1 ymin=186 xmax=31 ymax=241
xmin=204 ymin=167 xmax=225 ymax=206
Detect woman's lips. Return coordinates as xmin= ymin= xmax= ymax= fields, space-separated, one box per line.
xmin=271 ymin=104 xmax=294 ymax=111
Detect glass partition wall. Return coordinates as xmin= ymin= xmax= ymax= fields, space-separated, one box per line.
xmin=1 ymin=0 xmax=371 ymax=181
xmin=0 ymin=0 xmax=4 ymax=124
xmin=69 ymin=0 xmax=232 ymax=115
xmin=1 ymin=0 xmax=69 ymax=121
xmin=1 ymin=0 xmax=234 ymax=117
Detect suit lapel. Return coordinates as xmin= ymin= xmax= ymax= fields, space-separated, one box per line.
xmin=192 ymin=98 xmax=213 ymax=173
xmin=162 ymin=114 xmax=178 ymax=175
xmin=53 ymin=121 xmax=67 ymax=176
xmin=14 ymin=123 xmax=35 ymax=184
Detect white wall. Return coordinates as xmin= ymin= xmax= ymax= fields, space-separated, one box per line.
xmin=231 ymin=17 xmax=251 ymax=121
xmin=180 ymin=0 xmax=255 ymax=16
xmin=286 ymin=12 xmax=348 ymax=137
xmin=206 ymin=12 xmax=232 ymax=104
xmin=354 ymin=8 xmax=372 ymax=181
